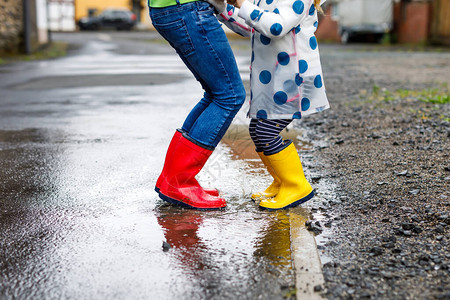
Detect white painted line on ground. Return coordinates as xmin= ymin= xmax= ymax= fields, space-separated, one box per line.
xmin=290 ymin=207 xmax=325 ymax=300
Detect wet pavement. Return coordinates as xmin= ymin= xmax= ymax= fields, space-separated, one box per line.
xmin=0 ymin=32 xmax=320 ymax=299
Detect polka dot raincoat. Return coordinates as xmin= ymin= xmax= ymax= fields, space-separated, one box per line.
xmin=216 ymin=0 xmax=329 ymax=119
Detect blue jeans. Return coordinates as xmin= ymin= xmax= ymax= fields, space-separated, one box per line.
xmin=150 ymin=1 xmax=246 ymax=148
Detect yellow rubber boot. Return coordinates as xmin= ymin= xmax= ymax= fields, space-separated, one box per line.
xmin=259 ymin=143 xmax=314 ymax=210
xmin=251 ymin=152 xmax=281 ymax=201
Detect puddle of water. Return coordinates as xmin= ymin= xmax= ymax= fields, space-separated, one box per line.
xmin=0 ymin=85 xmax=300 ymax=300
xmin=222 ymin=123 xmax=337 ymax=268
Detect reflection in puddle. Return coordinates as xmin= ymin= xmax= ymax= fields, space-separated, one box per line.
xmin=0 ymin=107 xmax=320 ymax=299
xmin=156 ymin=206 xmax=207 ymax=271
xmin=155 ymin=203 xmax=297 ymax=299
xmin=0 ymin=122 xmax=330 ymax=299
xmin=151 ymin=123 xmax=320 ymax=298
xmin=253 ymin=211 xmax=292 ymax=267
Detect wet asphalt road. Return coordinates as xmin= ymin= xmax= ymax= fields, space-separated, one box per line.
xmin=0 ymin=32 xmax=311 ymax=299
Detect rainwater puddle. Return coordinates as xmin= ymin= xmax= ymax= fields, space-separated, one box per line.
xmin=221 ymin=123 xmax=337 ymax=268
xmin=0 ymin=88 xmax=301 ymax=300
xmin=150 ymin=123 xmax=305 ymax=299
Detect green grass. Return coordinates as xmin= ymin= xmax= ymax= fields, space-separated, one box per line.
xmin=380 ymin=33 xmax=391 ymax=46
xmin=366 ymin=84 xmax=449 ymax=105
xmin=0 ymin=42 xmax=68 ymax=64
xmin=359 ymin=83 xmax=450 ymax=120
xmin=418 ymin=88 xmax=449 ymax=104
xmin=283 ymin=288 xmax=297 ymax=298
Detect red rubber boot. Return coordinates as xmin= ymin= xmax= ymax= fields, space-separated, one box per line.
xmin=158 ymin=134 xmax=226 ymax=210
xmin=155 ymin=130 xmax=182 ymax=193
xmin=156 ymin=130 xmax=219 ymax=196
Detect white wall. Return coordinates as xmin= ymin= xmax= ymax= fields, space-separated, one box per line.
xmin=48 ymin=0 xmax=75 ymax=31
xmin=36 ymin=0 xmax=49 ymax=43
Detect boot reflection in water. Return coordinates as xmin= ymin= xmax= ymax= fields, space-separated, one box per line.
xmin=254 ymin=211 xmax=292 ymax=266
xmin=156 ymin=209 xmax=208 ymax=272
xmin=157 ymin=209 xmax=203 ymax=250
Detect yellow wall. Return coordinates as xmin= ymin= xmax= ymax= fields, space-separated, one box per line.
xmin=141 ymin=5 xmax=151 ymax=26
xmin=75 ymin=0 xmax=133 ymax=20
xmin=75 ymin=0 xmax=152 ymax=27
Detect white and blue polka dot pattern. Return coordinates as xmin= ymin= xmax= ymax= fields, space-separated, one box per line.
xmin=270 ymin=23 xmax=283 ymax=35
xmin=308 ymin=3 xmax=315 ymax=15
xmin=292 ymin=1 xmax=304 ymax=14
xmin=259 ymin=70 xmax=272 ymax=84
xmin=314 ymin=74 xmax=322 ymax=88
xmin=298 ymin=59 xmax=308 ymax=73
xmin=260 ymin=35 xmax=271 ymax=45
xmin=217 ymin=0 xmax=329 ymax=119
xmin=250 ymin=9 xmax=260 ymax=20
xmin=301 ymin=97 xmax=310 ymax=111
xmin=309 ymin=36 xmax=317 ymax=49
xmin=277 ymin=52 xmax=290 ymax=65
xmin=233 ymin=0 xmax=319 ymax=39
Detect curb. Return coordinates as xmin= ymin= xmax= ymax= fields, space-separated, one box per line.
xmin=290 ymin=207 xmax=325 ymax=299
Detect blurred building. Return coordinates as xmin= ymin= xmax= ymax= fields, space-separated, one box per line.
xmin=47 ymin=0 xmax=152 ymax=31
xmin=0 ymin=0 xmax=49 ymax=54
xmin=48 ymin=0 xmax=75 ymax=31
xmin=74 ymin=0 xmax=151 ymax=30
xmin=316 ymin=0 xmax=450 ymax=45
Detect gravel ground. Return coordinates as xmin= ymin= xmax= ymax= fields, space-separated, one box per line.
xmin=296 ymin=46 xmax=450 ymax=299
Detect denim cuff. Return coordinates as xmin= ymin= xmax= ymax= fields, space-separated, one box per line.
xmin=182 ymin=132 xmax=215 ymax=151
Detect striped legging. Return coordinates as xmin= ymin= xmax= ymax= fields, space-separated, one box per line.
xmin=249 ymin=118 xmax=292 ymax=155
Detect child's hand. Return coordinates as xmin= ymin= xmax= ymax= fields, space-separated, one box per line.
xmin=226 ymin=0 xmax=245 ymax=8
xmin=207 ymin=0 xmax=226 ymax=13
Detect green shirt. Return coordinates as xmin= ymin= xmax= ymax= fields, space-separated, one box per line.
xmin=149 ymin=0 xmax=198 ymax=8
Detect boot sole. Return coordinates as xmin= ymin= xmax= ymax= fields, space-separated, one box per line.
xmin=158 ymin=192 xmax=226 ymax=211
xmin=259 ymin=190 xmax=314 ymax=211
xmin=156 ymin=186 xmax=220 ymax=197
